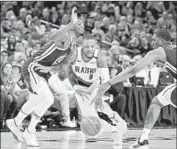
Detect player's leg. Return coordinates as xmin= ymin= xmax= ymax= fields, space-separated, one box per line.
xmin=98 ymin=100 xmax=127 ymax=148
xmin=6 ymin=70 xmax=43 ymax=142
xmin=130 ymin=83 xmax=176 ymax=149
xmin=23 ymin=76 xmax=54 ymax=147
xmin=48 ymin=74 xmax=76 ymax=127
xmin=54 ymin=94 xmax=76 ymax=127
xmin=69 ymin=95 xmax=82 ymax=123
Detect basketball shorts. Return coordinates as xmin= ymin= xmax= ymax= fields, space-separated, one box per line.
xmin=157 ymin=83 xmax=176 ymax=108
xmin=21 ymin=58 xmax=53 ymax=97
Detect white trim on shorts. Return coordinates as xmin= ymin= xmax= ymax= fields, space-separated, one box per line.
xmin=157 ymin=83 xmax=176 ymax=108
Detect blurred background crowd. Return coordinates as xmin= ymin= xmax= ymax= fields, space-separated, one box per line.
xmin=1 ymin=1 xmax=176 ymax=130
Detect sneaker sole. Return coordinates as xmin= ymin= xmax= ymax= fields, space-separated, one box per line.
xmin=130 ymin=145 xmax=149 ymax=149
xmin=22 ymin=132 xmax=39 ymax=147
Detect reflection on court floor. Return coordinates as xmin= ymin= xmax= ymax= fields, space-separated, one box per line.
xmin=1 ymin=128 xmax=176 ymax=149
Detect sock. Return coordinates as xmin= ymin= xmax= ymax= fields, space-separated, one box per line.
xmin=14 ymin=109 xmax=28 ymax=126
xmin=139 ymin=128 xmax=151 ymax=142
xmin=14 ymin=93 xmax=42 ymax=126
xmin=28 ymin=113 xmax=41 ymax=132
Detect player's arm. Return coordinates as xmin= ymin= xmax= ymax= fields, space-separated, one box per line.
xmin=34 ymin=46 xmax=78 ymax=74
xmin=90 ymin=48 xmax=166 ymax=109
xmin=107 ymin=48 xmax=166 ymax=85
xmin=97 ymin=50 xmax=110 ymax=83
xmin=50 ymin=6 xmax=77 ymax=41
xmin=52 ymin=44 xmax=78 ymax=73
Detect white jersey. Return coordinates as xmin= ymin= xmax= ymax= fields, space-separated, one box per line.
xmin=72 ymin=47 xmax=100 ymax=86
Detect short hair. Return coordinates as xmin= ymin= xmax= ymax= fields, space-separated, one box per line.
xmin=83 ymin=34 xmax=96 ymax=41
xmin=154 ymin=29 xmax=171 ymax=42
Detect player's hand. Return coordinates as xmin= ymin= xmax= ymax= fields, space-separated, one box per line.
xmin=75 ymin=88 xmax=90 ymax=95
xmin=71 ymin=6 xmax=77 ymax=24
xmin=75 ymin=88 xmax=90 ymax=101
xmin=90 ymin=82 xmax=111 ymax=110
xmin=91 ymin=92 xmax=104 ymax=110
xmin=34 ymin=63 xmax=51 ymax=73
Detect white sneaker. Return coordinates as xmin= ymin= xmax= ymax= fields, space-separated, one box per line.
xmin=23 ymin=129 xmax=39 ymax=147
xmin=6 ymin=119 xmax=22 ymax=142
xmin=112 ymin=131 xmax=123 ymax=148
xmin=110 ymin=113 xmax=127 ymax=134
xmin=130 ymin=139 xmax=149 ymax=149
xmin=60 ymin=120 xmax=77 ymax=128
xmin=111 ymin=119 xmax=127 ymax=149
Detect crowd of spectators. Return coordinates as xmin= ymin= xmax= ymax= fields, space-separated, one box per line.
xmin=1 ymin=1 xmax=176 ymax=130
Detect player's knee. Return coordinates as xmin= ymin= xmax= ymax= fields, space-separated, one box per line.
xmin=45 ymin=93 xmax=54 ymax=105
xmin=151 ymin=96 xmax=164 ymax=108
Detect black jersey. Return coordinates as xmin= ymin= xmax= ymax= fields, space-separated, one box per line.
xmin=22 ymin=30 xmax=75 ymax=81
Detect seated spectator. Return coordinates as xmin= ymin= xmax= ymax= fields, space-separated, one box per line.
xmin=8 ymin=41 xmax=27 ymax=62
xmin=92 ymin=21 xmax=104 ymax=37
xmin=33 ymin=17 xmax=46 ymax=36
xmin=6 ymin=34 xmax=16 ymax=56
xmin=0 ymin=91 xmax=13 ymax=129
xmin=120 ymin=55 xmax=132 ymax=87
xmin=11 ymin=61 xmax=29 ymax=110
xmin=41 ymin=32 xmax=50 ymax=46
xmin=132 ymin=54 xmax=148 ymax=86
xmin=1 ymin=49 xmax=9 ymax=65
xmin=107 ymin=24 xmax=119 ymax=41
xmin=128 ymin=37 xmax=141 ymax=55
xmin=1 ymin=62 xmax=18 ymax=119
xmin=148 ymin=63 xmax=162 ymax=87
xmin=108 ymin=55 xmax=127 ymax=119
xmin=18 ymin=8 xmax=28 ymax=22
xmin=139 ymin=35 xmax=153 ymax=54
xmin=42 ymin=7 xmax=50 ymax=22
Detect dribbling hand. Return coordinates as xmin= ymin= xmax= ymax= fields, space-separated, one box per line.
xmin=90 ymin=82 xmax=111 ymax=110
xmin=33 ymin=63 xmax=51 ymax=73
xmin=75 ymin=88 xmax=90 ymax=101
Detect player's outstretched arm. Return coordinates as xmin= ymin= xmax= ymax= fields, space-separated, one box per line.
xmin=91 ymin=48 xmax=166 ymax=109
xmin=50 ymin=6 xmax=78 ymax=40
xmin=107 ymin=48 xmax=166 ymax=86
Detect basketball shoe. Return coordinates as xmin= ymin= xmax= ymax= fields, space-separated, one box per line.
xmin=6 ymin=119 xmax=22 ymax=142
xmin=60 ymin=120 xmax=77 ymax=128
xmin=22 ymin=128 xmax=39 ymax=147
xmin=110 ymin=113 xmax=127 ymax=149
xmin=112 ymin=131 xmax=123 ymax=149
xmin=130 ymin=138 xmax=149 ymax=149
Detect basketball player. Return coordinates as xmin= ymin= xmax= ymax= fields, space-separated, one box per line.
xmin=69 ymin=34 xmax=127 ymax=148
xmin=6 ymin=7 xmax=84 ymax=147
xmin=92 ymin=29 xmax=176 ymax=149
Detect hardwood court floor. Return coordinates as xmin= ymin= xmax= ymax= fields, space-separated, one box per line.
xmin=1 ymin=128 xmax=176 ymax=149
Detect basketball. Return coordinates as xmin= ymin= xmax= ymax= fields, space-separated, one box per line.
xmin=80 ymin=116 xmax=101 ymax=136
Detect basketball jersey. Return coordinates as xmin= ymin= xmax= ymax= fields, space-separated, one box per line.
xmin=22 ymin=30 xmax=76 ymax=81
xmin=158 ymin=44 xmax=176 ymax=78
xmin=72 ymin=47 xmax=100 ymax=86
xmin=32 ymin=31 xmax=74 ymax=66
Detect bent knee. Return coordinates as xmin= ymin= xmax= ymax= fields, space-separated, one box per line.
xmin=44 ymin=92 xmax=54 ymax=105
